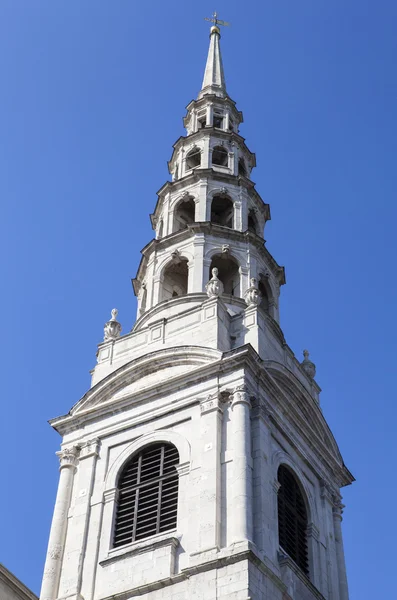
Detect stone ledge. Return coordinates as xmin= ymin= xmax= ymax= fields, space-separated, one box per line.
xmin=99 ymin=532 xmax=179 ymax=567
xmin=278 ymin=552 xmax=326 ymax=600
xmin=96 ymin=543 xmax=287 ymax=600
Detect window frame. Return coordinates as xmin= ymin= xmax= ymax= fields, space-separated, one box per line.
xmin=112 ymin=443 xmax=180 ymax=549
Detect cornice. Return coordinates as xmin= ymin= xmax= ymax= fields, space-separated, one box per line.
xmin=168 ymin=129 xmax=255 ymax=166
xmin=132 ymin=223 xmax=284 ymax=287
xmin=0 ymin=564 xmax=38 ymax=600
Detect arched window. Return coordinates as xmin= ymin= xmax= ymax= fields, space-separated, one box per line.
xmin=212 ymin=146 xmax=228 ymax=167
xmin=162 ymin=258 xmax=189 ymax=300
xmin=209 ymin=254 xmax=240 ymax=296
xmin=113 ymin=443 xmax=180 ymax=548
xmin=210 ymin=195 xmax=234 ymax=228
xmin=186 ymin=147 xmax=201 ymax=170
xmin=277 ymin=465 xmax=309 ymax=576
xmin=173 ymin=197 xmax=195 ymax=232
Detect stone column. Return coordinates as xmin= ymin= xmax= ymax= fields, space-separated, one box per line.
xmin=57 ymin=440 xmax=101 ymax=600
xmin=231 ymin=385 xmax=253 ymax=543
xmin=333 ymin=501 xmax=349 ymax=600
xmin=40 ymin=446 xmax=79 ymax=600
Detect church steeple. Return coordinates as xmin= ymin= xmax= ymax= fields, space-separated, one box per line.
xmin=199 ymin=24 xmax=227 ymax=99
xmin=40 ymin=21 xmax=353 ymax=600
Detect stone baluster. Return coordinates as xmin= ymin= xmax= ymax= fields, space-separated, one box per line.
xmin=40 ymin=446 xmax=79 ymax=600
xmin=333 ymin=500 xmax=349 ymax=600
xmin=231 ymin=385 xmax=253 ymax=543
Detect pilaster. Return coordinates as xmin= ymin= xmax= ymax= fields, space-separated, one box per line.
xmin=197 ymin=393 xmax=224 ymax=553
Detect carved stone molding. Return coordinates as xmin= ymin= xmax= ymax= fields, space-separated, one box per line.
xmin=231 ymin=384 xmax=251 ymax=409
xmin=103 ymin=488 xmax=119 ymax=505
xmin=176 ymin=461 xmax=190 ymax=477
xmin=272 ymin=479 xmax=281 ymax=494
xmin=200 ymin=393 xmax=224 ymax=415
xmin=307 ymin=522 xmax=320 ymax=541
xmin=79 ymin=438 xmax=101 ymax=460
xmin=56 ymin=446 xmax=80 ymax=470
xmin=332 ymin=500 xmax=345 ymax=521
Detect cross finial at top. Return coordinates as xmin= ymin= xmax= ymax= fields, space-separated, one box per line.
xmin=204 ymin=11 xmax=230 ymax=29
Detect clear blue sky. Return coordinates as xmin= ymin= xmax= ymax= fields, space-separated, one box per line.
xmin=0 ymin=1 xmax=396 ymax=597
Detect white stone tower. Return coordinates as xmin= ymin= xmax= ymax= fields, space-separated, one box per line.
xmin=40 ymin=19 xmax=354 ymax=600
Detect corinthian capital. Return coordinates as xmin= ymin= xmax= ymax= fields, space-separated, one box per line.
xmin=56 ymin=446 xmax=80 ymax=470
xmin=231 ymin=384 xmax=251 ymax=408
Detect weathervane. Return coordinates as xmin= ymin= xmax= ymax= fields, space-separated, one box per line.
xmin=204 ymin=11 xmax=230 ymax=29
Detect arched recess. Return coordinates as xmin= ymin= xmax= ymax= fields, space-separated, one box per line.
xmin=258 ymin=274 xmax=274 ymax=317
xmin=173 ymin=196 xmax=195 ymax=232
xmin=238 ymin=158 xmax=247 ymax=177
xmin=209 ymin=253 xmax=240 ymax=296
xmin=212 ymin=145 xmax=228 ymax=167
xmin=248 ymin=209 xmax=259 ymax=235
xmin=106 ymin=429 xmax=191 ymax=491
xmin=186 ymin=147 xmax=201 ymax=170
xmin=162 ymin=258 xmax=189 ymax=300
xmin=210 ymin=195 xmax=234 ymax=228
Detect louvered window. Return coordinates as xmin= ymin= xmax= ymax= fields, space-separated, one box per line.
xmin=277 ymin=465 xmax=309 ymax=576
xmin=113 ymin=443 xmax=179 ymax=548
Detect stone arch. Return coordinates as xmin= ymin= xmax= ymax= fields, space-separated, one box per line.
xmin=173 ymin=195 xmax=195 ymax=232
xmin=105 ymin=429 xmax=191 ymax=491
xmin=209 ymin=253 xmax=241 ymax=297
xmin=161 ymin=257 xmax=189 ymax=300
xmin=271 ymin=450 xmax=316 ymax=522
xmin=185 ymin=146 xmax=201 ymax=170
xmin=210 ymin=194 xmax=234 ymax=228
xmin=212 ymin=145 xmax=229 ymax=167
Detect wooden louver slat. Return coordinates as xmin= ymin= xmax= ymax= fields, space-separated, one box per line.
xmin=113 ymin=443 xmax=179 ymax=548
xmin=277 ymin=465 xmax=309 ymax=576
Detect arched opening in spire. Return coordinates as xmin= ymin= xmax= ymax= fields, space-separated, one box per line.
xmin=248 ymin=209 xmax=259 ymax=235
xmin=173 ymin=197 xmax=195 ymax=232
xmin=258 ymin=274 xmax=273 ymax=315
xmin=238 ymin=158 xmax=247 ymax=177
xmin=210 ymin=195 xmax=233 ymax=228
xmin=162 ymin=258 xmax=189 ymax=300
xmin=277 ymin=465 xmax=309 ymax=577
xmin=209 ymin=254 xmax=240 ymax=296
xmin=186 ymin=147 xmax=201 ymax=170
xmin=212 ymin=146 xmax=228 ymax=167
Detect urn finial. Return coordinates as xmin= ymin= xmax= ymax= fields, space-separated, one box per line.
xmin=244 ymin=277 xmax=261 ymax=307
xmin=104 ymin=309 xmax=122 ymax=342
xmin=206 ymin=267 xmax=224 ymax=298
xmin=301 ymin=349 xmax=316 ymax=379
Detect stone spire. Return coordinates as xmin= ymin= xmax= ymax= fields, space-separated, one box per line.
xmin=198 ymin=25 xmax=227 ymax=99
